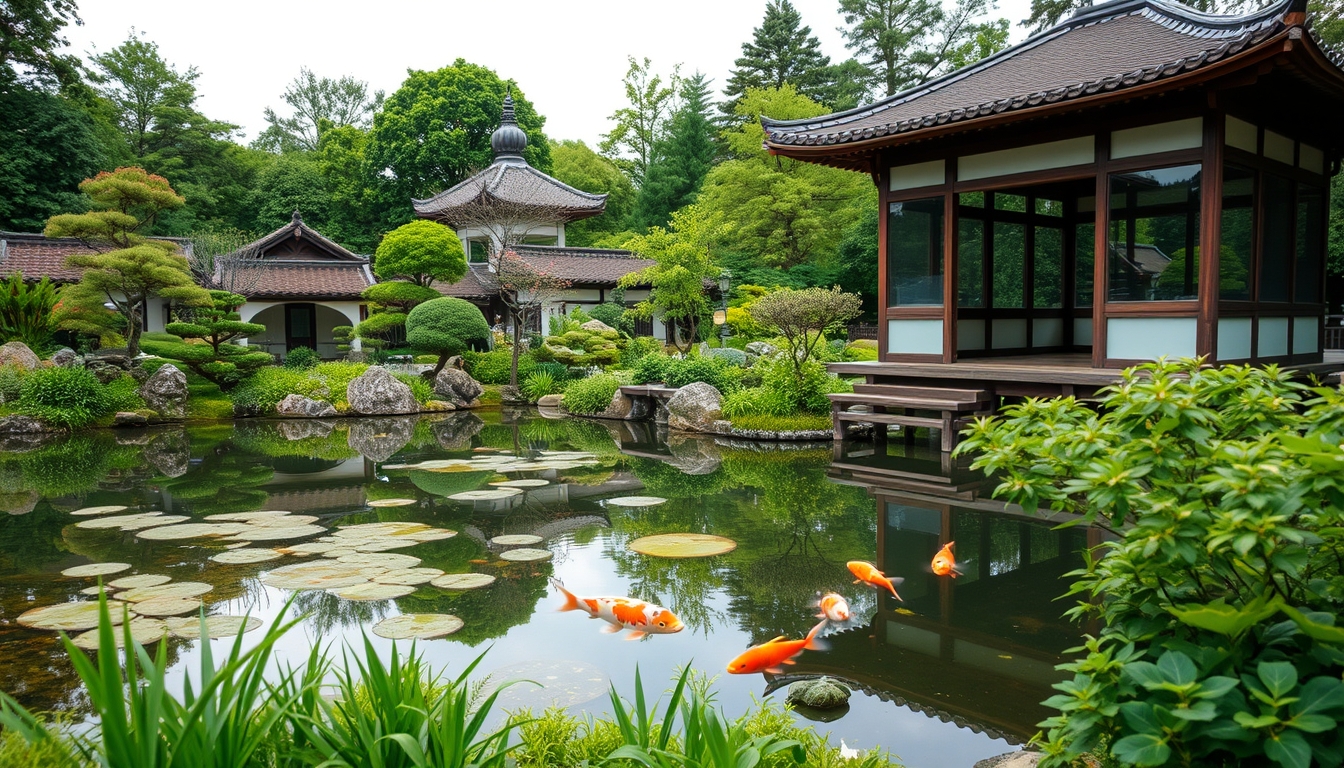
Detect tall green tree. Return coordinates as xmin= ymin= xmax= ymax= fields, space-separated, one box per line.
xmin=834 ymin=205 xmax=880 ymax=320
xmin=599 ymin=56 xmax=681 ymax=185
xmin=633 ymin=73 xmax=718 ymax=230
xmin=366 ymin=60 xmax=549 ymax=225
xmin=723 ymin=0 xmax=833 ymax=114
xmin=0 ymin=83 xmax=105 ymax=230
xmin=840 ymin=0 xmax=1009 ymax=97
xmin=699 ymin=86 xmax=871 ymax=269
xmin=0 ymin=0 xmax=82 ymax=86
xmin=620 ymin=205 xmax=728 ymax=353
xmin=549 ymin=139 xmax=636 ymax=245
xmin=248 ymin=153 xmax=332 ymax=234
xmin=372 ymin=220 xmax=466 ymax=287
xmin=315 ymin=122 xmax=381 ymax=254
xmin=45 ymin=167 xmax=211 ymax=356
xmin=255 ymin=67 xmax=385 ymax=153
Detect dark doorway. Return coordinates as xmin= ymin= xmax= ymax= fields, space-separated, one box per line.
xmin=285 ymin=303 xmax=317 ymax=352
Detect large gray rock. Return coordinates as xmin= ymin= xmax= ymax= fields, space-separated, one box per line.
xmin=276 ymin=394 xmax=338 ymax=418
xmin=665 ymin=433 xmax=722 ymax=475
xmin=347 ymin=416 xmax=415 ymax=462
xmin=745 ymin=341 xmax=777 ymax=358
xmin=0 ymin=489 xmax=39 ymax=515
xmin=433 ymin=367 xmax=484 ymax=409
xmin=580 ymin=319 xmax=615 ymax=333
xmin=277 ymin=418 xmax=336 ymax=441
xmin=111 ymin=411 xmax=148 ymax=428
xmin=666 ymin=382 xmax=723 ymax=433
xmin=0 ymin=341 xmax=39 ymax=370
xmin=49 ymin=347 xmax=78 ymax=367
xmin=537 ymin=394 xmax=564 ymax=408
xmin=346 ymin=366 xmax=419 ymax=415
xmin=139 ymin=364 xmax=188 ymax=419
xmin=579 ymin=387 xmax=651 ymax=421
xmin=144 ymin=428 xmax=190 ymax=478
xmin=431 ymin=412 xmax=485 ymax=451
xmin=0 ymin=414 xmax=50 ymax=434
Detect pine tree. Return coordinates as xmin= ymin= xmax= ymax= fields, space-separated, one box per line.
xmin=723 ymin=0 xmax=833 ymax=114
xmin=633 ymin=73 xmax=718 ymax=230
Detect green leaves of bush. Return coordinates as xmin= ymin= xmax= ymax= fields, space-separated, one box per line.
xmin=16 ymin=366 xmax=108 ymax=429
xmin=562 ymin=374 xmax=622 ymax=414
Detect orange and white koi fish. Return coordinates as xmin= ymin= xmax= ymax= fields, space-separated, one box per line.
xmin=726 ymin=620 xmax=829 ymax=675
xmin=847 ymin=561 xmax=904 ymax=601
xmin=932 ymin=541 xmax=961 ymax=577
xmin=815 ymin=593 xmax=851 ymax=622
xmin=550 ymin=579 xmax=684 ymax=640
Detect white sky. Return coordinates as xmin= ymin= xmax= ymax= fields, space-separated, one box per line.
xmin=61 ymin=0 xmax=1035 ymax=148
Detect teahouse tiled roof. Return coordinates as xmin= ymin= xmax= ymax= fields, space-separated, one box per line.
xmin=762 ymin=0 xmax=1337 ymax=163
xmin=0 ymin=232 xmax=190 ymax=284
xmin=433 ymin=246 xmax=652 ymax=300
xmin=248 ymin=262 xmax=376 ymax=300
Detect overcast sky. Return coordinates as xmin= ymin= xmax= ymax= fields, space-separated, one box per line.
xmin=61 ymin=0 xmax=1036 ymax=148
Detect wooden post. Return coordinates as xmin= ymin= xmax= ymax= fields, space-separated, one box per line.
xmin=877 ymin=166 xmax=890 ymax=361
xmin=1093 ymin=133 xmax=1110 ymax=367
xmin=943 ymin=160 xmax=960 ymax=363
xmin=1198 ymin=112 xmax=1224 ymax=361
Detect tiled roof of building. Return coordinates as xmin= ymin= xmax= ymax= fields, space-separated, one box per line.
xmin=413 ymin=163 xmax=608 ymax=223
xmin=241 ymin=211 xmax=365 ymax=261
xmin=433 ymin=246 xmax=652 ymax=299
xmin=0 ymin=232 xmax=192 ymax=284
xmin=247 ymin=261 xmax=375 ymax=300
xmin=762 ymin=0 xmax=1333 ymax=160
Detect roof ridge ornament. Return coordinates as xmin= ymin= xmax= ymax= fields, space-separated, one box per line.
xmin=491 ymin=89 xmax=529 ymax=165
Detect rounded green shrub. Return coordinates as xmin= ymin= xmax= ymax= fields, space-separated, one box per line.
xmin=522 ymin=370 xmax=563 ymax=402
xmin=283 ymin=346 xmax=319 ymax=369
xmin=588 ymin=303 xmax=624 ymax=329
xmin=406 ymin=297 xmax=491 ymax=369
xmin=468 ymin=350 xmax=536 ymax=385
xmin=562 ymin=374 xmax=621 ymax=414
xmin=706 ymin=347 xmax=747 ymax=367
xmin=631 ymin=353 xmax=671 ymax=384
xmin=17 ymin=366 xmax=108 ymax=429
xmin=664 ymin=356 xmax=743 ymax=394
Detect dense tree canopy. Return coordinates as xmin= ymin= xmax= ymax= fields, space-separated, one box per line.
xmin=633 ymin=73 xmax=718 ymax=231
xmin=599 ymin=56 xmax=680 ymax=185
xmin=255 ymin=67 xmax=384 ymax=153
xmin=549 ymin=139 xmax=636 ymax=246
xmin=723 ymin=0 xmax=834 ymax=112
xmin=372 ymin=220 xmax=466 ymax=287
xmin=0 ymin=83 xmax=105 ymax=230
xmin=0 ymin=0 xmax=82 ymax=86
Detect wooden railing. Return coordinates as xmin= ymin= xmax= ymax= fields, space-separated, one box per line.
xmin=1327 ymin=316 xmax=1344 ymax=350
xmin=847 ymin=324 xmax=879 ymax=341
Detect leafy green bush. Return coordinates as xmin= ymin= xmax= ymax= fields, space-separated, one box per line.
xmin=283 ymin=346 xmax=319 ymax=369
xmin=620 ymin=336 xmax=663 ymax=368
xmin=0 ymin=274 xmax=59 ymax=353
xmin=727 ymin=413 xmax=832 ymax=433
xmin=664 ymin=356 xmax=743 ymax=394
xmin=563 ymin=374 xmax=622 ymax=414
xmin=467 ymin=350 xmax=536 ymax=385
xmin=533 ymin=325 xmax=622 ymax=368
xmin=405 ymin=297 xmax=491 ymax=374
xmin=721 ymin=387 xmax=795 ymax=418
xmin=392 ymin=372 xmax=434 ymax=403
xmin=522 ymin=370 xmax=563 ymax=402
xmin=960 ymin=360 xmax=1344 ymax=768
xmin=102 ymin=376 xmax=147 ymax=412
xmin=588 ymin=302 xmax=625 ymax=330
xmin=16 ymin=366 xmax=108 ymax=429
xmin=705 ymin=347 xmax=747 ymax=366
xmin=631 ymin=353 xmax=672 ymax=384
xmin=228 ymin=367 xmax=315 ymax=415
xmin=0 ymin=365 xmax=25 ymax=404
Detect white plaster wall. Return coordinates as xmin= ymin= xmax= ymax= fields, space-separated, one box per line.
xmin=238 ymin=300 xmax=364 ymax=358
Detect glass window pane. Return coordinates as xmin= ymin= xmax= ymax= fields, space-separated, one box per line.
xmin=1296 ymin=184 xmax=1324 ymax=304
xmin=958 ymin=217 xmax=984 ymax=308
xmin=992 ymin=221 xmax=1025 ymax=308
xmin=1219 ymin=166 xmax=1254 ymax=300
xmin=1108 ymin=164 xmax=1201 ymax=302
xmin=1034 ymin=226 xmax=1063 ymax=308
xmin=960 ymin=191 xmax=985 ymax=208
xmin=1259 ymin=174 xmax=1293 ymax=302
xmin=1035 ymin=198 xmax=1063 ymax=217
xmin=469 ymin=240 xmax=489 ymax=263
xmin=1075 ymin=222 xmax=1095 ymax=308
xmin=994 ymin=193 xmax=1027 ymax=213
xmin=887 ymin=197 xmax=944 ymax=306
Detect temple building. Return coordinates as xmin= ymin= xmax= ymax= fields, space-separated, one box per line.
xmin=764 ymin=0 xmax=1341 ymax=400
xmin=416 ymin=95 xmax=662 ymax=339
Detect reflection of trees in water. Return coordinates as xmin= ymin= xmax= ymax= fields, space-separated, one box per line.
xmin=155 ymin=448 xmax=274 ymax=516
xmin=293 ymin=589 xmax=394 ymax=637
xmin=604 ymin=532 xmax=728 ymax=637
xmin=2 ymin=433 xmax=145 ymax=498
xmin=396 ymin=570 xmax=550 ymax=646
xmin=231 ymin=421 xmax=359 ymax=461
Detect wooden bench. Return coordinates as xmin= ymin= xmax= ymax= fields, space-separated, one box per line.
xmin=828 ymin=384 xmax=992 ymax=453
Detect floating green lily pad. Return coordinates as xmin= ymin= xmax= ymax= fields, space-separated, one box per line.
xmin=498 ymin=548 xmax=552 ymax=563
xmin=224 ymin=524 xmax=325 ymax=542
xmin=335 ymin=553 xmax=422 ymax=569
xmin=489 ymin=479 xmax=550 ymax=489
xmin=449 ymin=489 xmax=523 ymax=501
xmin=61 ymin=562 xmax=132 ymax=578
xmin=608 ymin=496 xmax=668 ymax=508
xmin=374 ymin=567 xmax=445 ymax=586
xmin=132 ymin=597 xmax=203 ymax=617
xmin=74 ymin=513 xmax=170 ymax=530
xmin=629 ymin=533 xmax=737 ymax=558
xmin=210 ymin=549 xmax=284 ymax=565
xmin=18 ymin=601 xmax=129 ymax=630
xmin=372 ymin=613 xmax=464 ymax=640
xmin=430 ymin=573 xmax=496 ymax=590
xmin=137 ymin=523 xmax=247 ymax=541
xmin=166 ymin=615 xmax=263 ymax=639
xmin=71 ymin=618 xmax=167 ymax=649
xmin=367 ymin=498 xmax=417 ymax=508
xmin=491 ymin=535 xmax=544 ymax=546
xmin=328 ymin=582 xmax=415 ymax=601
xmin=250 ymin=514 xmax=319 ymax=527
xmin=107 ymin=574 xmax=171 ymax=590
xmin=119 ymin=582 xmax=213 ymax=602
xmin=261 ymin=562 xmax=372 ymax=590
xmin=71 ymin=505 xmax=129 ymax=517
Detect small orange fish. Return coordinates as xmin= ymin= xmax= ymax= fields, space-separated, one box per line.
xmin=726 ymin=619 xmax=828 ymax=675
xmin=932 ymin=541 xmax=960 ymax=577
xmin=815 ymin=593 xmax=851 ymax=622
xmin=550 ymin=579 xmax=684 ymax=640
xmin=847 ymin=561 xmax=903 ymax=600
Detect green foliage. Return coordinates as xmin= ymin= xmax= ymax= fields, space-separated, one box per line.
xmin=16 ymin=365 xmax=108 ymax=429
xmin=393 ymin=372 xmax=434 ymax=404
xmin=622 ymin=336 xmax=665 ymax=368
xmin=229 ymin=361 xmax=371 ymax=415
xmin=534 ymin=323 xmax=621 ymax=369
xmin=0 ymin=0 xmax=84 ymax=86
xmin=0 ymin=85 xmax=105 ymax=232
xmin=102 ymin=375 xmax=147 ymax=412
xmin=588 ymin=302 xmax=627 ymax=330
xmin=727 ymin=413 xmax=832 ymax=433
xmin=959 ymin=360 xmax=1344 ymax=768
xmin=145 ymin=290 xmax=271 ymax=390
xmin=549 ymin=139 xmax=636 ymax=245
xmin=562 ymin=373 xmax=622 ymax=414
xmin=632 ymin=353 xmax=673 ymax=384
xmin=634 ymin=73 xmax=717 ymax=230
xmin=835 ymin=206 xmax=879 ymax=320
xmin=405 ymin=297 xmax=491 ymax=373
xmin=374 ymin=220 xmax=467 ymax=287
xmin=600 ymin=57 xmax=681 ymax=186
xmin=621 ymin=205 xmax=728 ymax=353
xmin=706 ymin=347 xmax=748 ymax=366
xmin=0 ymin=364 xmax=25 ymax=404
xmin=663 ymin=355 xmax=744 ymax=394
xmin=255 ymin=66 xmax=384 ymax=153
xmin=750 ymin=286 xmax=863 ymax=388
xmin=839 ymin=0 xmax=1007 ymax=98
xmin=247 ymin=153 xmax=331 ymax=233
xmin=0 ymin=274 xmax=59 ymax=352
xmin=467 ymin=350 xmax=536 ymax=385
xmin=362 ymin=281 xmax=442 ymax=312
xmin=521 ymin=370 xmax=563 ymax=402
xmin=723 ymin=0 xmax=836 ymax=112
xmin=283 ymin=346 xmax=319 ymax=369
xmin=724 ymin=357 xmax=851 ymax=416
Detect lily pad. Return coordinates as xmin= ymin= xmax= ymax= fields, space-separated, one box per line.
xmin=374 ymin=567 xmax=445 ymax=586
xmin=261 ymin=562 xmax=372 ymax=590
xmin=367 ymin=498 xmax=417 ymax=508
xmin=491 ymin=535 xmax=544 ymax=546
xmin=18 ymin=601 xmax=129 ymax=630
xmin=488 ymin=479 xmax=550 ymax=488
xmin=629 ymin=533 xmax=737 ymax=558
xmin=210 ymin=549 xmax=284 ymax=565
xmin=318 ymin=548 xmax=358 ymax=558
xmin=449 ymin=489 xmax=523 ymax=501
xmin=204 ymin=511 xmax=292 ymax=522
xmin=119 ymin=582 xmax=213 ymax=602
xmin=335 ymin=553 xmax=422 ymax=569
xmin=166 ymin=615 xmax=264 ymax=639
xmin=354 ymin=539 xmax=420 ymax=553
xmin=431 ymin=573 xmax=496 ymax=590
xmin=498 ymin=548 xmax=553 ymax=563
xmin=107 ymin=574 xmax=172 ymax=590
xmin=71 ymin=505 xmax=129 ymax=517
xmin=137 ymin=523 xmax=247 ymax=540
xmin=608 ymin=496 xmax=668 ymax=508
xmin=399 ymin=528 xmax=457 ymax=542
xmin=132 ymin=597 xmax=204 ymax=617
xmin=372 ymin=613 xmax=464 ymax=640
xmin=71 ymin=618 xmax=167 ymax=649
xmin=337 ymin=522 xmax=430 ymax=535
xmin=76 ymin=513 xmax=185 ymax=531
xmin=224 ymin=524 xmax=325 ymax=542
xmin=280 ymin=542 xmax=345 ymax=556
xmin=61 ymin=562 xmax=132 ymax=578
xmin=328 ymin=582 xmax=415 ymax=601
xmin=249 ymin=514 xmax=319 ymax=527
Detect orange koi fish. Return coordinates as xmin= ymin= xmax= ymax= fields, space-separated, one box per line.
xmin=847 ymin=561 xmax=904 ymax=601
xmin=550 ymin=579 xmax=684 ymax=640
xmin=815 ymin=593 xmax=851 ymax=622
xmin=726 ymin=620 xmax=829 ymax=675
xmin=932 ymin=541 xmax=961 ymax=577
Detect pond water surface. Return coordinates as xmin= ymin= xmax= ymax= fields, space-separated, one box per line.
xmin=0 ymin=410 xmax=1095 ymax=768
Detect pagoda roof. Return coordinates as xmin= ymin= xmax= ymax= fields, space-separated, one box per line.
xmin=434 ymin=245 xmax=652 ymax=299
xmin=413 ymin=162 xmax=608 ymax=224
xmin=762 ymin=0 xmax=1344 ymax=169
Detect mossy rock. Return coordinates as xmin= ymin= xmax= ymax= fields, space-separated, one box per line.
xmin=785 ymin=677 xmax=850 ymax=709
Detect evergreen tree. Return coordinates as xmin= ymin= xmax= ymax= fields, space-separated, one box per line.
xmin=723 ymin=0 xmax=833 ymax=114
xmin=0 ymin=84 xmax=106 ymax=230
xmin=633 ymin=73 xmax=717 ymax=230
xmin=840 ymin=0 xmax=1008 ymax=97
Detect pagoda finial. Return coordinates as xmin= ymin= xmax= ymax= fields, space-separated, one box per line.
xmin=291 ymin=210 xmax=302 ymax=224
xmin=491 ymin=88 xmax=528 ymax=164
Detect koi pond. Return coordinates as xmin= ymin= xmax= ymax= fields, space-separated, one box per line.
xmin=0 ymin=410 xmax=1095 ymax=768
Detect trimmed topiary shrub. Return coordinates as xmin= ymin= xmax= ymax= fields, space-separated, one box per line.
xmin=663 ymin=355 xmax=743 ymax=394
xmin=405 ymin=297 xmax=491 ymax=376
xmin=283 ymin=346 xmax=319 ymax=369
xmin=16 ymin=366 xmax=108 ymax=429
xmin=562 ymin=374 xmax=622 ymax=414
